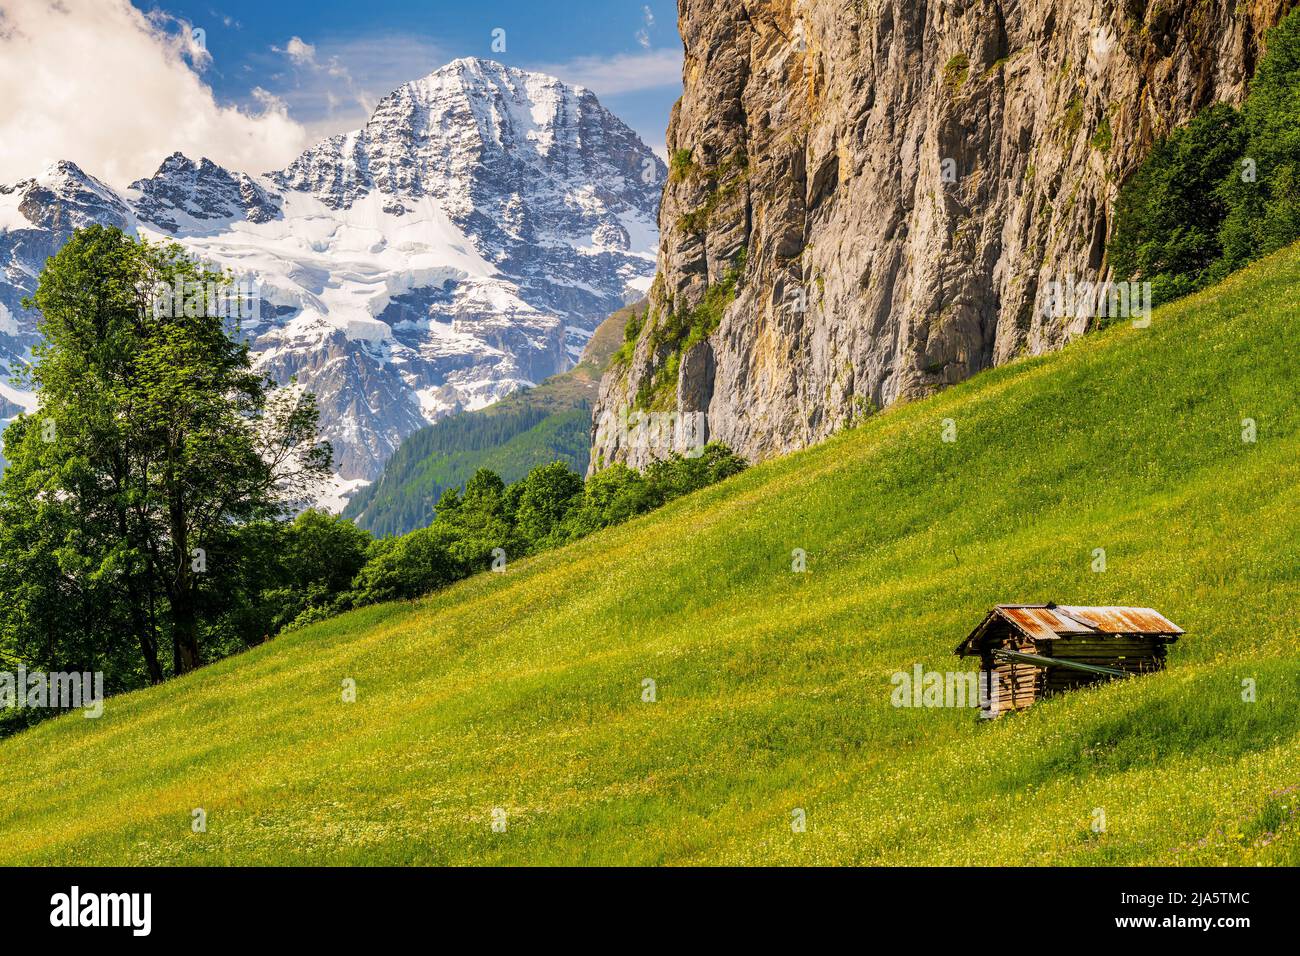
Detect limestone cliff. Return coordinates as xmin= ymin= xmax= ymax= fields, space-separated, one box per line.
xmin=593 ymin=0 xmax=1295 ymax=470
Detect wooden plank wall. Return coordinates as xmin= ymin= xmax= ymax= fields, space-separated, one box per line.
xmin=980 ymin=636 xmax=1169 ymax=716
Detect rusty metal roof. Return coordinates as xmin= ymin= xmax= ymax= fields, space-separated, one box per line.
xmin=1001 ymin=606 xmax=1093 ymax=641
xmin=955 ymin=604 xmax=1184 ymax=655
xmin=1053 ymin=605 xmax=1183 ymax=636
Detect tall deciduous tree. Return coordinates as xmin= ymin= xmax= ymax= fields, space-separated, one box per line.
xmin=0 ymin=226 xmax=330 ymax=682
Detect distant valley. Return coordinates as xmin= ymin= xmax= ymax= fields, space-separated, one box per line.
xmin=345 ymin=300 xmax=637 ymax=536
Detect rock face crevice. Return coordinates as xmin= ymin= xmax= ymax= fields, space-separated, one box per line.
xmin=593 ymin=0 xmax=1295 ymax=471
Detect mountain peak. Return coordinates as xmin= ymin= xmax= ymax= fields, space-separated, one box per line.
xmin=2 ymin=60 xmax=663 ymax=497
xmin=151 ymin=152 xmax=203 ymax=175
xmin=130 ymin=152 xmax=278 ymax=233
xmin=440 ymin=55 xmax=511 ymax=74
xmin=7 ymin=160 xmax=129 ymax=231
xmin=390 ymin=57 xmax=587 ymax=119
xmin=33 ymin=159 xmax=101 ymax=189
xmin=3 ymin=160 xmax=129 ymax=200
xmin=429 ymin=57 xmax=573 ymax=88
xmin=272 ymin=56 xmax=663 ymax=216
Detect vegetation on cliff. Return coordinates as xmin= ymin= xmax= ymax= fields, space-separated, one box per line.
xmin=1110 ymin=8 xmax=1300 ymax=303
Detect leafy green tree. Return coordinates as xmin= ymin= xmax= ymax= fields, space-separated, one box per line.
xmin=645 ymin=443 xmax=749 ymax=504
xmin=437 ymin=468 xmax=521 ymax=570
xmin=283 ymin=510 xmax=374 ymax=598
xmin=0 ymin=226 xmax=330 ymax=683
xmin=197 ymin=519 xmax=289 ymax=654
xmin=346 ymin=524 xmax=464 ymax=605
xmin=0 ymin=412 xmax=145 ymax=691
xmin=513 ymin=461 xmax=584 ymax=550
xmin=208 ymin=511 xmax=372 ymax=643
xmin=1108 ymin=103 xmax=1244 ymax=304
xmin=462 ymin=468 xmax=507 ymax=512
xmin=1219 ymin=7 xmax=1300 ymax=272
xmin=561 ymin=463 xmax=652 ymax=539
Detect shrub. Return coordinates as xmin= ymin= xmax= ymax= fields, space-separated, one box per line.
xmin=638 ymin=249 xmax=747 ymax=410
xmin=562 ymin=464 xmax=653 ymax=539
xmin=644 ymin=443 xmax=749 ymax=504
xmin=669 ymin=148 xmax=694 ymax=183
xmin=943 ymin=54 xmax=970 ymax=92
xmin=346 ymin=525 xmax=465 ymax=605
xmin=612 ymin=307 xmax=646 ymax=366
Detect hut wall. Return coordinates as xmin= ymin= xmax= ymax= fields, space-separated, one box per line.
xmin=1040 ymin=636 xmax=1168 ymax=698
xmin=1041 ymin=637 xmax=1167 ymax=671
xmin=983 ymin=661 xmax=1043 ymax=716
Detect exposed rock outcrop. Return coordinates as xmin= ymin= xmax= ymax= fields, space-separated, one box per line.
xmin=593 ymin=0 xmax=1296 ymax=470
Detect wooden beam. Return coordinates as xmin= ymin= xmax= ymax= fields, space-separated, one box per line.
xmin=991 ymin=648 xmax=1130 ymax=679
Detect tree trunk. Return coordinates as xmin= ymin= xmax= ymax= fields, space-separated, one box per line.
xmin=123 ymin=551 xmax=162 ymax=683
xmin=115 ymin=459 xmax=164 ymax=684
xmin=168 ymin=486 xmax=201 ymax=675
xmin=172 ymin=594 xmax=201 ymax=674
xmin=139 ymin=632 xmax=164 ymax=684
xmin=127 ymin=586 xmax=164 ymax=684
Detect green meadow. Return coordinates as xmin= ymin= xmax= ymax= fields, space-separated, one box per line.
xmin=1 ymin=246 xmax=1298 ymax=865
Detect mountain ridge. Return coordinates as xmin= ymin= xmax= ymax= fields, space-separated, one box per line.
xmin=0 ymin=58 xmax=664 ymax=500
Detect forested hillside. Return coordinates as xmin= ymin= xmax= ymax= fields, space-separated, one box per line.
xmin=344 ymin=302 xmax=639 ymax=536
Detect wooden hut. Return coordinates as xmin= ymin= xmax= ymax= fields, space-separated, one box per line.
xmin=954 ymin=604 xmax=1183 ymax=719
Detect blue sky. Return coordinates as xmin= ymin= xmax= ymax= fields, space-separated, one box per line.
xmin=131 ymin=0 xmax=683 ymax=153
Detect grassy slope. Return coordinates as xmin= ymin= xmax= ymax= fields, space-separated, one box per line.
xmin=2 ymin=250 xmax=1299 ymax=865
xmin=345 ymin=302 xmax=638 ymax=536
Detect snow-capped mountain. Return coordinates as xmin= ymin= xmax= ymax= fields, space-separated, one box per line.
xmin=0 ymin=58 xmax=664 ymax=504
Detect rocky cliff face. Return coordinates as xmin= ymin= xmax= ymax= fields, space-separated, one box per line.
xmin=593 ymin=0 xmax=1296 ymax=470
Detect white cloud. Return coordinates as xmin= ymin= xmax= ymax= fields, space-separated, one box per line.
xmin=272 ymin=34 xmax=372 ymax=119
xmin=532 ymin=49 xmax=683 ymax=97
xmin=636 ymin=5 xmax=655 ymax=48
xmin=144 ymin=8 xmax=212 ymax=70
xmin=274 ymin=35 xmax=317 ymax=66
xmin=0 ymin=0 xmax=310 ymax=188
